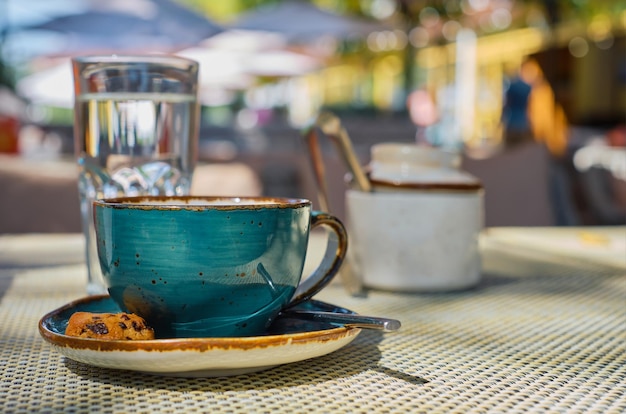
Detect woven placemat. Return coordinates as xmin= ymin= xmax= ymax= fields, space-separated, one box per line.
xmin=1 ymin=249 xmax=625 ymax=413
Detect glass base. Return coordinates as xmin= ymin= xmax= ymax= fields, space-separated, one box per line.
xmin=87 ymin=281 xmax=108 ymax=296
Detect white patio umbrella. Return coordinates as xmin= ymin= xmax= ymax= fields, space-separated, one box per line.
xmin=176 ymin=46 xmax=322 ymax=79
xmin=16 ymin=59 xmax=74 ymax=108
xmin=200 ymin=29 xmax=288 ymax=52
xmin=16 ymin=35 xmax=322 ymax=108
xmin=16 ymin=53 xmax=256 ymax=108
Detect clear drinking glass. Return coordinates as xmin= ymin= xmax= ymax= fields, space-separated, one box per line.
xmin=72 ymin=55 xmax=200 ymax=294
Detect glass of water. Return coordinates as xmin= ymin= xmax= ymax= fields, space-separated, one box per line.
xmin=72 ymin=55 xmax=200 ymax=294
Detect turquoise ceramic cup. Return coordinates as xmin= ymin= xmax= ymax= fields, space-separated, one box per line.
xmin=93 ymin=196 xmax=347 ymax=338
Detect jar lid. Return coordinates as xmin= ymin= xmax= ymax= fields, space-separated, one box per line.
xmin=368 ymin=143 xmax=482 ymax=191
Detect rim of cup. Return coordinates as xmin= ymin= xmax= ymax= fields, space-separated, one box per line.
xmin=93 ymin=196 xmax=312 ymax=210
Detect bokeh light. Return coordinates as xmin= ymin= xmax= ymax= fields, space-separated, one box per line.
xmin=568 ymin=36 xmax=589 ymax=58
xmin=587 ymin=14 xmax=614 ymax=50
xmin=490 ymin=8 xmax=512 ymax=30
xmin=442 ymin=20 xmax=462 ymax=41
xmin=468 ymin=0 xmax=491 ymax=12
xmin=367 ymin=0 xmax=396 ymax=20
xmin=409 ymin=27 xmax=430 ymax=48
xmin=419 ymin=7 xmax=440 ymax=28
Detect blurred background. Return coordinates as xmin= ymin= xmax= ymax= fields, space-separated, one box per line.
xmin=0 ymin=0 xmax=624 ymax=232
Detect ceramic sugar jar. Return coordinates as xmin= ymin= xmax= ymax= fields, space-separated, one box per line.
xmin=345 ymin=143 xmax=484 ymax=291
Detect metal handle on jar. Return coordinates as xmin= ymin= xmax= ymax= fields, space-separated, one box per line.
xmin=301 ymin=112 xmax=369 ymax=297
xmin=302 ymin=112 xmax=372 ymax=212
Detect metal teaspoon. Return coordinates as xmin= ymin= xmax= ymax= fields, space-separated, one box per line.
xmin=279 ymin=309 xmax=401 ymax=332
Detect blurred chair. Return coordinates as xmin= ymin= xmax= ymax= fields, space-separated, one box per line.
xmin=577 ymin=166 xmax=626 ymax=225
xmin=462 ymin=142 xmax=556 ymax=227
xmin=0 ymin=156 xmax=262 ymax=234
xmin=0 ymin=155 xmax=81 ymax=234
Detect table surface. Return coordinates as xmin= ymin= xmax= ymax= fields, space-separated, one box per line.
xmin=1 ymin=227 xmax=625 ymax=413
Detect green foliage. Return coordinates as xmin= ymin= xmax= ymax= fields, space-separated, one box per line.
xmin=176 ymin=0 xmax=283 ymax=22
xmin=0 ymin=56 xmax=15 ymax=91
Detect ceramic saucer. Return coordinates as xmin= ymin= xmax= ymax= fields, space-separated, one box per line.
xmin=39 ymin=295 xmax=361 ymax=378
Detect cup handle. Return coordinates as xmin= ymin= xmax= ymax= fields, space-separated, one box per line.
xmin=287 ymin=211 xmax=348 ymax=308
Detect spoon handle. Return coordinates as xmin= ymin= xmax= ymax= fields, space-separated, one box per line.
xmin=316 ymin=111 xmax=372 ymax=193
xmin=301 ymin=111 xmax=368 ymax=298
xmin=281 ymin=310 xmax=401 ymax=332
